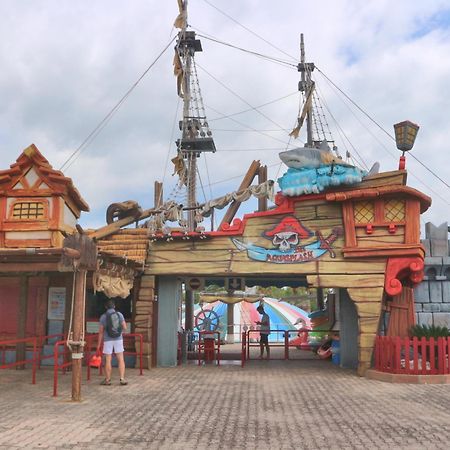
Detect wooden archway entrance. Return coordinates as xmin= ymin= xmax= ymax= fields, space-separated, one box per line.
xmin=143 ymin=171 xmax=430 ymax=376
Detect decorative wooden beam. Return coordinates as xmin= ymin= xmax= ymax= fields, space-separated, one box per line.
xmin=154 ymin=181 xmax=163 ymax=209
xmin=89 ymin=207 xmax=158 ymax=240
xmin=258 ymin=165 xmax=268 ymax=212
xmin=220 ymin=160 xmax=261 ymax=229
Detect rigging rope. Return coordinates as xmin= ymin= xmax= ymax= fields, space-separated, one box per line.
xmin=66 ymin=270 xmax=77 ymax=350
xmin=192 ymin=21 xmax=449 ymax=195
xmin=208 ymin=91 xmax=298 ymax=122
xmin=204 ymin=102 xmax=301 ymax=148
xmin=60 ymin=35 xmax=177 ymax=172
xmin=196 ymin=62 xmax=289 ymax=134
xmin=195 ymin=32 xmax=297 ymax=69
xmin=200 ymin=0 xmax=298 ymax=62
xmin=316 ymin=66 xmax=450 ymax=191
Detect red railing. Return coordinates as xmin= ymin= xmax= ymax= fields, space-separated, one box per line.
xmin=123 ymin=333 xmax=144 ymax=376
xmin=246 ymin=329 xmax=301 ymax=360
xmin=197 ymin=331 xmax=221 ymax=365
xmin=53 ymin=333 xmax=143 ymax=397
xmin=375 ymin=336 xmax=450 ymax=375
xmin=37 ymin=334 xmax=65 ymax=368
xmin=53 ymin=340 xmax=74 ymax=397
xmin=0 ymin=337 xmax=38 ymax=384
xmin=1 ymin=333 xmax=68 ymax=383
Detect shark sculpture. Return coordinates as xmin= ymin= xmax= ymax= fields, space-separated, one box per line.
xmin=278 ymin=142 xmax=379 ymax=196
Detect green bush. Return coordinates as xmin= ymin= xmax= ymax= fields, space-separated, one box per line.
xmin=410 ymin=324 xmax=450 ymax=339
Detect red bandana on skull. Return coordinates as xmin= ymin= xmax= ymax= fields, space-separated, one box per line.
xmin=264 ymin=217 xmax=312 ymax=252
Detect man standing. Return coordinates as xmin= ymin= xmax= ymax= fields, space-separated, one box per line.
xmin=97 ymin=299 xmax=128 ymax=385
xmin=256 ymin=304 xmax=270 ymax=359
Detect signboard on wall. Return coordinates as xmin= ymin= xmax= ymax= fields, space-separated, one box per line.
xmin=47 ymin=287 xmax=66 ymax=320
xmin=185 ymin=277 xmax=205 ymax=291
xmin=224 ymin=277 xmax=245 ymax=291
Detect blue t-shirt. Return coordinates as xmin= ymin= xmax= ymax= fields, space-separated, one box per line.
xmin=99 ymin=308 xmax=125 ymax=342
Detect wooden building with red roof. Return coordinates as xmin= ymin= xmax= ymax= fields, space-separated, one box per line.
xmin=0 ymin=145 xmax=145 ymax=363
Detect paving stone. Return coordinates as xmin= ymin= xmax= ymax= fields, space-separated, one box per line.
xmin=2 ymin=362 xmax=450 ymax=449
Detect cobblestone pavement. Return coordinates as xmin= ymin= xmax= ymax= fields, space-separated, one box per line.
xmin=1 ymin=360 xmax=450 ymax=449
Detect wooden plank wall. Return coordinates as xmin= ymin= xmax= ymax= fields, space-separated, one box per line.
xmin=134 ymin=274 xmax=155 ymax=369
xmin=146 ymin=199 xmax=387 ymax=282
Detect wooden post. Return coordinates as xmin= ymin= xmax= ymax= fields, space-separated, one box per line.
xmin=226 ymin=302 xmax=235 ymax=344
xmin=61 ymin=231 xmax=97 ymax=402
xmin=154 ymin=181 xmax=163 ymax=208
xmin=257 ymin=165 xmax=268 ymax=212
xmin=185 ymin=290 xmax=194 ymax=331
xmin=71 ymin=269 xmax=86 ymax=402
xmin=220 ymin=160 xmax=261 ymax=228
xmin=16 ymin=274 xmax=29 ymax=369
xmin=317 ymin=287 xmax=324 ymax=310
xmin=151 ymin=296 xmax=158 ymax=368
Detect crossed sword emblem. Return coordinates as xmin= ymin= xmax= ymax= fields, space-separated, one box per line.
xmin=315 ymin=227 xmax=343 ymax=258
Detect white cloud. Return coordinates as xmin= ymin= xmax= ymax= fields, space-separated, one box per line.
xmin=0 ymin=0 xmax=448 ymax=233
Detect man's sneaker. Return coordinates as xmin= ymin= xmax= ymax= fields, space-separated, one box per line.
xmin=100 ymin=379 xmax=111 ymax=386
xmin=119 ymin=379 xmax=128 ymax=386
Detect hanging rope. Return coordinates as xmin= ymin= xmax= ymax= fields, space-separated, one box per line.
xmin=66 ymin=270 xmax=77 ymax=351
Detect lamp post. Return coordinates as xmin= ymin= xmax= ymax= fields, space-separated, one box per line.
xmin=394 ymin=120 xmax=419 ymax=170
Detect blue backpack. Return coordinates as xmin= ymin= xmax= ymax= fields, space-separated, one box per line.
xmin=106 ymin=311 xmax=122 ymax=338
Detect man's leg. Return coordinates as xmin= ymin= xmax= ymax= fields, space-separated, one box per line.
xmin=265 ymin=342 xmax=270 ymax=359
xmin=259 ymin=340 xmax=264 ymax=358
xmin=104 ymin=354 xmax=112 ymax=381
xmin=116 ymin=352 xmax=126 ymax=380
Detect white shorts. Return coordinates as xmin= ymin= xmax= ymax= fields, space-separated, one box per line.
xmin=102 ymin=339 xmax=124 ymax=355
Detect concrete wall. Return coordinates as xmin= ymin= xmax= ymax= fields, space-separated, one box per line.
xmin=414 ymin=222 xmax=450 ymax=327
xmin=339 ymin=289 xmax=359 ymax=369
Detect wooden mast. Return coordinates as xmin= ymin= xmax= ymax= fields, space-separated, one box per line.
xmin=180 ymin=1 xmax=196 ymax=231
xmin=300 ymin=34 xmax=313 ymax=147
xmin=175 ymin=0 xmax=216 ymax=330
xmin=176 ymin=0 xmax=216 ymax=231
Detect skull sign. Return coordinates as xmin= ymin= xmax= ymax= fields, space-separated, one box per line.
xmin=272 ymin=231 xmax=299 ymax=252
xmin=264 ymin=216 xmax=312 ymax=252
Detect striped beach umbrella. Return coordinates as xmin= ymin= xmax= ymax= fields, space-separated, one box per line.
xmin=193 ymin=298 xmax=310 ymax=342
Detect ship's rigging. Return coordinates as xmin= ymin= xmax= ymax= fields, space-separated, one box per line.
xmin=57 ymin=0 xmax=449 ymax=219
xmin=172 ymin=0 xmax=216 ymax=232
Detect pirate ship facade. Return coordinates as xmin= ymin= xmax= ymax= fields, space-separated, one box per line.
xmin=137 ymin=12 xmax=431 ymax=374
xmin=0 ymin=1 xmax=432 ymax=379
xmin=144 ymin=166 xmax=430 ymax=375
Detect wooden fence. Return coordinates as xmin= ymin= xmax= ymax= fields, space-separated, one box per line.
xmin=374 ymin=336 xmax=450 ymax=375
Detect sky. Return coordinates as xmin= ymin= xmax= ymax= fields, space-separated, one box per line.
xmin=0 ymin=0 xmax=449 ymax=234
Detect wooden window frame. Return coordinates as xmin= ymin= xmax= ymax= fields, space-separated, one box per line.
xmin=8 ymin=198 xmax=49 ymax=222
xmin=354 ymin=199 xmax=406 ymax=229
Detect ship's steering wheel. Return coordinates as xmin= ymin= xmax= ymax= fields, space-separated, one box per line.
xmin=195 ymin=309 xmax=220 ymax=332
